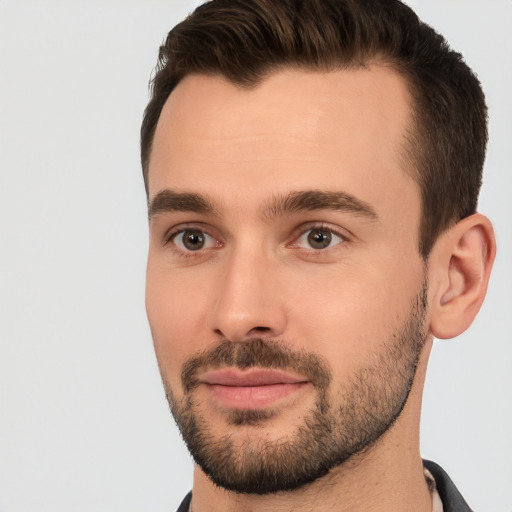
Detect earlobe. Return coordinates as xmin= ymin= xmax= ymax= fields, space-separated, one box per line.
xmin=429 ymin=213 xmax=496 ymax=340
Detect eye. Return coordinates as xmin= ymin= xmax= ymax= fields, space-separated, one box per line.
xmin=171 ymin=229 xmax=217 ymax=252
xmin=295 ymin=227 xmax=345 ymax=250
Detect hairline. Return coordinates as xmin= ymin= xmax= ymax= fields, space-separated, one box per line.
xmin=143 ymin=61 xmax=437 ymax=260
xmin=143 ymin=57 xmax=424 ymax=183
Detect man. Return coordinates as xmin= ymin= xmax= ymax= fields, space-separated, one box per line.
xmin=141 ymin=0 xmax=496 ymax=510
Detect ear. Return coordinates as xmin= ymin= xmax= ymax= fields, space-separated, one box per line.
xmin=428 ymin=213 xmax=496 ymax=339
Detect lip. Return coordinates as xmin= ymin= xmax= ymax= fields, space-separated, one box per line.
xmin=199 ymin=369 xmax=309 ymax=409
xmin=201 ymin=368 xmax=307 ymax=386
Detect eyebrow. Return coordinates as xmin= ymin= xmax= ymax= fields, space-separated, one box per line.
xmin=148 ymin=189 xmax=218 ymax=219
xmin=148 ymin=188 xmax=378 ymax=222
xmin=262 ymin=190 xmax=378 ymax=221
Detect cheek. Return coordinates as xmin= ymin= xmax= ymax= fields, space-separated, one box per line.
xmin=145 ymin=266 xmax=210 ymax=388
xmin=285 ymin=263 xmax=418 ymax=372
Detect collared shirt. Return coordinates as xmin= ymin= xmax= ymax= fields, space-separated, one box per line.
xmin=177 ymin=460 xmax=473 ymax=512
xmin=425 ymin=465 xmax=444 ymax=512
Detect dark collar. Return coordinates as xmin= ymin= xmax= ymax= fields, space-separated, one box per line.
xmin=423 ymin=459 xmax=474 ymax=512
xmin=176 ymin=461 xmax=473 ymax=512
xmin=176 ymin=491 xmax=191 ymax=512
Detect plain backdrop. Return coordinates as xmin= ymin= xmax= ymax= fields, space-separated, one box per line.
xmin=0 ymin=1 xmax=511 ymax=511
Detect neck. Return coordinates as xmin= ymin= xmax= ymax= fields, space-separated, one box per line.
xmin=190 ymin=341 xmax=434 ymax=512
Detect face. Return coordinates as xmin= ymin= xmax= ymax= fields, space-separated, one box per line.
xmin=146 ymin=68 xmax=429 ymax=494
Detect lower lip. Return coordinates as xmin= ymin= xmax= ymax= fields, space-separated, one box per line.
xmin=206 ymin=382 xmax=308 ymax=409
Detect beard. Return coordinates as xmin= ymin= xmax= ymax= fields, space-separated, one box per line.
xmin=161 ymin=280 xmax=428 ymax=495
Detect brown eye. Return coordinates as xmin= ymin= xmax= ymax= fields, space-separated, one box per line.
xmin=296 ymin=227 xmax=345 ymax=250
xmin=307 ymin=229 xmax=332 ymax=249
xmin=172 ymin=229 xmax=213 ymax=251
xmin=182 ymin=230 xmax=205 ymax=250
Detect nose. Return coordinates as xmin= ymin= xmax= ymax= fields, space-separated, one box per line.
xmin=207 ymin=245 xmax=288 ymax=342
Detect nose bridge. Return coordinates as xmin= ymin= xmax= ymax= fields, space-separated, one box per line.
xmin=209 ymin=238 xmax=286 ymax=341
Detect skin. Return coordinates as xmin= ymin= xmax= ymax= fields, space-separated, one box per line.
xmin=145 ymin=67 xmax=495 ymax=511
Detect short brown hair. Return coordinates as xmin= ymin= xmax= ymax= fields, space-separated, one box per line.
xmin=141 ymin=0 xmax=488 ymax=258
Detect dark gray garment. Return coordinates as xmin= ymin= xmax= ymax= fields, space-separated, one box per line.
xmin=176 ymin=460 xmax=474 ymax=511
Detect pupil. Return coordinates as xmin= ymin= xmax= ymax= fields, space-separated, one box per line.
xmin=308 ymin=229 xmax=331 ymax=249
xmin=183 ymin=230 xmax=205 ymax=250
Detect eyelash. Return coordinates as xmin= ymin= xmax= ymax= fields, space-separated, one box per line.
xmin=289 ymin=223 xmax=348 ymax=253
xmin=164 ymin=225 xmax=221 ymax=255
xmin=163 ymin=223 xmax=349 ymax=256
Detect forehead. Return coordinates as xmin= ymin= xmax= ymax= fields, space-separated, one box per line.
xmin=148 ymin=67 xmax=418 ymax=219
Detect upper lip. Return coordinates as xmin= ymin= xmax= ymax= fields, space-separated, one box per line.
xmin=199 ymin=368 xmax=309 ymax=387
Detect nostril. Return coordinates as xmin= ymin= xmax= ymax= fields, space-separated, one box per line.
xmin=213 ymin=325 xmax=273 ymax=341
xmin=251 ymin=326 xmax=271 ymax=333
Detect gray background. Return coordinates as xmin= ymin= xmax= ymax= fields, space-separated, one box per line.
xmin=1 ymin=1 xmax=510 ymax=511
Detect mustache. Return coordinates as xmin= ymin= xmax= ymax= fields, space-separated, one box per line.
xmin=181 ymin=338 xmax=331 ymax=394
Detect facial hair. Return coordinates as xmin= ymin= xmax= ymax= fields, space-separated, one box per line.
xmin=162 ymin=281 xmax=428 ymax=495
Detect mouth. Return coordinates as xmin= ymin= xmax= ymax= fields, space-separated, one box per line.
xmin=199 ymin=368 xmax=310 ymax=409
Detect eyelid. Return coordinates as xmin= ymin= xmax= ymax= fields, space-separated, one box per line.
xmin=164 ymin=222 xmax=211 ymax=242
xmin=160 ymin=221 xmax=350 ymax=254
xmin=288 ymin=222 xmax=351 ymax=249
xmin=163 ymin=223 xmax=223 ymax=251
